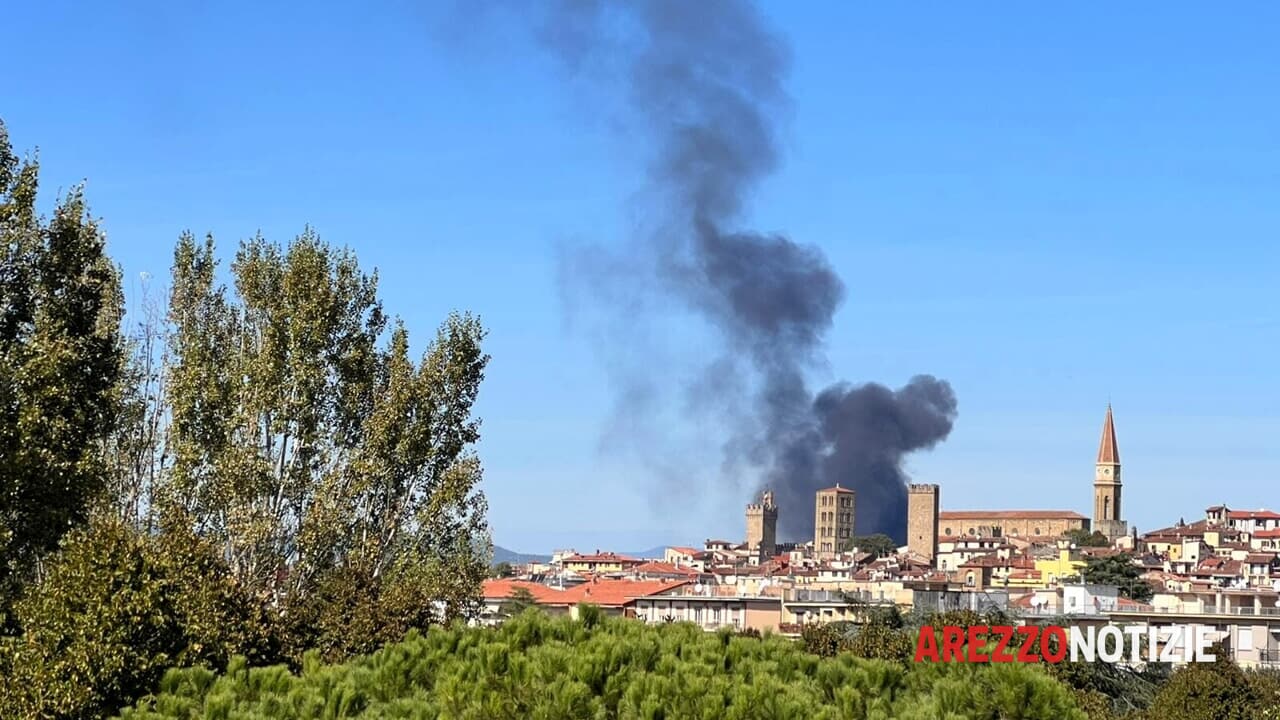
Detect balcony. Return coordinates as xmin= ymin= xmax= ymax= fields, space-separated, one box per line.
xmin=788 ymin=589 xmax=896 ymax=605
xmin=1111 ymin=605 xmax=1280 ymax=618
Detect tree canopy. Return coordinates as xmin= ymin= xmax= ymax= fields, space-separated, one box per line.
xmin=843 ymin=533 xmax=898 ymax=558
xmin=1066 ymin=528 xmax=1112 ymax=548
xmin=0 ymin=120 xmax=125 ymax=622
xmin=1081 ymin=553 xmax=1155 ymax=603
xmin=117 ymin=610 xmax=1089 ymax=720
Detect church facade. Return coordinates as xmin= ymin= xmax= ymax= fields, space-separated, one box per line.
xmin=906 ymin=404 xmax=1132 ymax=561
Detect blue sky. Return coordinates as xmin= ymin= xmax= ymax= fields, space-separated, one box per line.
xmin=6 ymin=2 xmax=1279 ymax=552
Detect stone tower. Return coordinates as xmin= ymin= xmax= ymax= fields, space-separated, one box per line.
xmin=1093 ymin=404 xmax=1128 ymax=540
xmin=813 ymin=485 xmax=855 ymax=560
xmin=745 ymin=490 xmax=778 ymax=557
xmin=907 ymin=483 xmax=940 ymax=564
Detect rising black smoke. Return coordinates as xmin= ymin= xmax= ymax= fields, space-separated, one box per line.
xmin=489 ymin=0 xmax=957 ymax=541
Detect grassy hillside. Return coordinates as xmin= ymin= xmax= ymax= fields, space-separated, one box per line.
xmin=115 ymin=608 xmax=1086 ymax=719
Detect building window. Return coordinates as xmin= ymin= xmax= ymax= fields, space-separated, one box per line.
xmin=944 ymin=527 xmax=952 ymax=536
xmin=1238 ymin=628 xmax=1254 ymax=652
xmin=968 ymin=528 xmax=975 ymax=536
xmin=1034 ymin=527 xmax=1041 ymax=536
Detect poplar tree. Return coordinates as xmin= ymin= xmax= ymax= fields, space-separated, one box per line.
xmin=159 ymin=230 xmax=491 ymax=650
xmin=0 ymin=120 xmax=125 ymax=615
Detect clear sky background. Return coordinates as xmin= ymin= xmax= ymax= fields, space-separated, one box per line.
xmin=6 ymin=2 xmax=1278 ymax=553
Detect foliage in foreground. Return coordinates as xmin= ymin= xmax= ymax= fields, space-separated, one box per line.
xmin=117 ymin=609 xmax=1088 ymax=720
xmin=0 ymin=518 xmax=278 ymax=720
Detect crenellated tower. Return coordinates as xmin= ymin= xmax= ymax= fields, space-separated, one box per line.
xmin=746 ymin=490 xmax=778 ymax=557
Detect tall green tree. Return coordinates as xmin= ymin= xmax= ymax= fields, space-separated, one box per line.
xmin=1066 ymin=528 xmax=1111 ymax=548
xmin=1081 ymin=553 xmax=1154 ymax=603
xmin=842 ymin=533 xmax=898 ymax=557
xmin=0 ymin=120 xmax=125 ymax=616
xmin=158 ymin=230 xmax=491 ymax=655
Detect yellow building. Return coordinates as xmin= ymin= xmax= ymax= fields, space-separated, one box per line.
xmin=1034 ymin=541 xmax=1087 ymax=587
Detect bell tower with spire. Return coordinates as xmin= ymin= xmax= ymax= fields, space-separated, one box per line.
xmin=1093 ymin=404 xmax=1128 ymax=540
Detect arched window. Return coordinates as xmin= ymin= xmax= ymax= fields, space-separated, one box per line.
xmin=1103 ymin=497 xmax=1111 ymax=520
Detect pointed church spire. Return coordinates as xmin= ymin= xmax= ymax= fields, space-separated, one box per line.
xmin=1097 ymin=404 xmax=1120 ymax=465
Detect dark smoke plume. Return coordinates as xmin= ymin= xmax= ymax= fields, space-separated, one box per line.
xmin=493 ymin=0 xmax=957 ymax=541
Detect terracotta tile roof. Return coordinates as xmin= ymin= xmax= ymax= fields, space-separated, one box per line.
xmin=1254 ymin=529 xmax=1280 ymax=539
xmin=1142 ymin=522 xmax=1211 ymax=539
xmin=1229 ymin=510 xmax=1280 ymax=520
xmin=959 ymin=556 xmax=1009 ymax=568
xmin=667 ymin=546 xmax=702 ymax=556
xmin=1245 ymin=554 xmax=1277 ymax=565
xmin=566 ymin=579 xmax=690 ymax=606
xmin=1115 ymin=597 xmax=1152 ymax=611
xmin=1194 ymin=558 xmax=1243 ymax=577
xmin=481 ymin=580 xmax=572 ymax=604
xmin=940 ymin=510 xmax=1088 ymax=521
xmin=481 ymin=578 xmax=689 ymax=608
xmin=631 ymin=561 xmax=702 ymax=577
xmin=1080 ymin=547 xmax=1121 ymax=558
xmin=1097 ymin=404 xmax=1120 ymax=465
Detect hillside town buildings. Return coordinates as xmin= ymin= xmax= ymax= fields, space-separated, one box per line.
xmin=485 ymin=405 xmax=1280 ymax=668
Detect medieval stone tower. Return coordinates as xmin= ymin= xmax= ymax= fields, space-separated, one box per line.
xmin=813 ymin=485 xmax=855 ymax=559
xmin=745 ymin=490 xmax=778 ymax=557
xmin=1093 ymin=404 xmax=1128 ymax=540
xmin=907 ymin=483 xmax=940 ymax=563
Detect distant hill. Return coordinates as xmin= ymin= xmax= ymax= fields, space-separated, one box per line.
xmin=621 ymin=546 xmax=670 ymax=559
xmin=492 ymin=546 xmax=551 ymax=565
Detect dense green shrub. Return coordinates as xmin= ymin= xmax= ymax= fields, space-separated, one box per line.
xmin=279 ymin=553 xmax=462 ymax=665
xmin=0 ymin=518 xmax=278 ymax=719
xmin=1142 ymin=647 xmax=1265 ymax=720
xmin=116 ymin=609 xmax=1088 ymax=719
